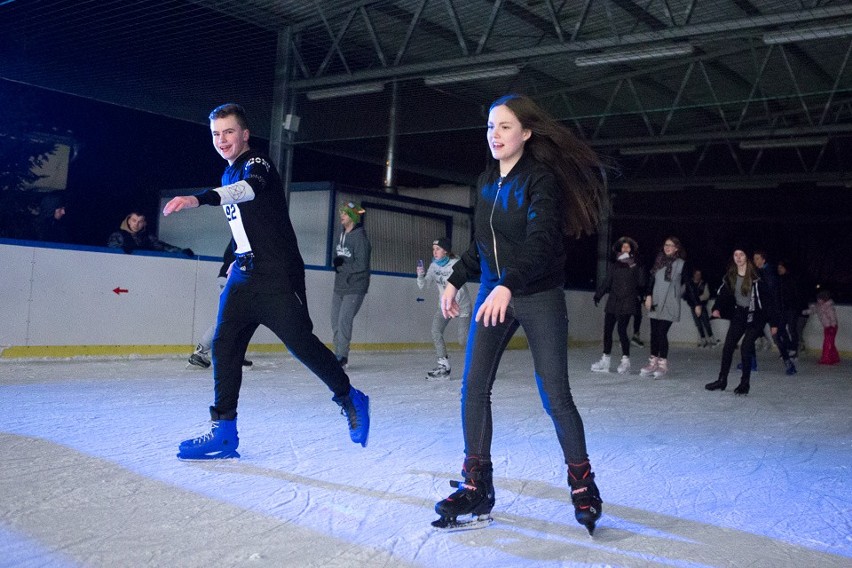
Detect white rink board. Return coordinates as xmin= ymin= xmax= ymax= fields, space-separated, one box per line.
xmin=0 ymin=245 xmax=35 ymax=345
xmin=0 ymin=241 xmax=843 ymax=353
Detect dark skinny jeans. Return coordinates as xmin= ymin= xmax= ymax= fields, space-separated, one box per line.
xmin=649 ymin=318 xmax=674 ymax=359
xmin=603 ymin=312 xmax=631 ymax=356
xmin=691 ymin=305 xmax=714 ymax=339
xmin=718 ymin=306 xmax=760 ymax=383
xmin=461 ymin=286 xmax=589 ymax=466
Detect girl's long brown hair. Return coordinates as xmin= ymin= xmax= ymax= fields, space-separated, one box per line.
xmin=492 ymin=94 xmax=605 ymax=237
xmin=725 ymin=252 xmax=758 ymax=296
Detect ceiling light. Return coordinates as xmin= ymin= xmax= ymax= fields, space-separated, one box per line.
xmin=763 ymin=23 xmax=852 ymax=45
xmin=739 ymin=137 xmax=828 ymax=149
xmin=424 ymin=65 xmax=520 ymax=86
xmin=575 ymin=44 xmax=694 ymax=67
xmin=619 ymin=144 xmax=696 ymax=156
xmin=305 ymin=82 xmax=385 ymax=101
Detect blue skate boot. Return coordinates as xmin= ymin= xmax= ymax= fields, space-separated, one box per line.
xmin=177 ymin=415 xmax=239 ymax=460
xmin=333 ymin=387 xmax=370 ymax=447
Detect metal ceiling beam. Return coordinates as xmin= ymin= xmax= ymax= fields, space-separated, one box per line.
xmin=289 ymin=5 xmax=852 ymax=89
xmin=587 ymin=122 xmax=852 ymax=148
xmin=609 ymin=171 xmax=852 ymax=192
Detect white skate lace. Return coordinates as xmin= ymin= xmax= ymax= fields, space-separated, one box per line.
xmin=187 ymin=424 xmax=218 ymax=445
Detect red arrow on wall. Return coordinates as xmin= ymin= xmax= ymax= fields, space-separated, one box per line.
xmin=113 ymin=287 xmax=129 ymax=295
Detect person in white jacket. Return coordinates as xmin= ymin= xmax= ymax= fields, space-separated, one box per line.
xmin=417 ymin=238 xmax=472 ymax=379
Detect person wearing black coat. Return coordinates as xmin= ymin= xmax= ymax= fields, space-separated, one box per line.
xmin=705 ymin=247 xmax=780 ymax=395
xmin=107 ymin=211 xmax=193 ymax=256
xmin=35 ymin=192 xmax=70 ymax=243
xmin=437 ymin=94 xmax=605 ymax=534
xmin=590 ymin=237 xmax=645 ymax=374
xmin=684 ymin=268 xmax=718 ymax=347
xmin=777 ymin=259 xmax=803 ymax=359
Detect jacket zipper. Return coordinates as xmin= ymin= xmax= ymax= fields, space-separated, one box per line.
xmin=489 ymin=176 xmax=503 ymax=279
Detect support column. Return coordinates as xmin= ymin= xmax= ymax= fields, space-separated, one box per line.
xmin=382 ymin=80 xmax=399 ymax=193
xmin=596 ymin=187 xmax=613 ymax=287
xmin=269 ymin=27 xmax=295 ymax=201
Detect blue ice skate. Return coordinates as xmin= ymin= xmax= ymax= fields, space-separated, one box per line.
xmin=177 ymin=418 xmax=240 ymax=460
xmin=333 ymin=387 xmax=370 ymax=447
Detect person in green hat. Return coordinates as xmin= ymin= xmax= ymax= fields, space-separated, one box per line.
xmin=331 ymin=201 xmax=371 ymax=369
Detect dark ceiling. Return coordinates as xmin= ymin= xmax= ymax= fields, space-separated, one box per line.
xmin=2 ymin=0 xmax=851 ymax=190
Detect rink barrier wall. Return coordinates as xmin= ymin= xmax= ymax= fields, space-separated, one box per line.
xmin=0 ymin=241 xmax=846 ymax=360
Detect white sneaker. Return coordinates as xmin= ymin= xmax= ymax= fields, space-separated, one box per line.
xmin=653 ymin=358 xmax=669 ymax=379
xmin=590 ymin=354 xmax=611 ymax=373
xmin=617 ymin=355 xmax=631 ymax=375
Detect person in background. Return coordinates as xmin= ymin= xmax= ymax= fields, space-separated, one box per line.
xmin=796 ymin=281 xmax=815 ymax=355
xmin=590 ymin=236 xmax=645 ymax=375
xmin=331 ymin=201 xmax=371 ymax=369
xmin=753 ymin=250 xmax=797 ymax=375
xmin=162 ymin=103 xmax=369 ymax=459
xmin=434 ymin=93 xmax=605 ymax=535
xmin=705 ymin=247 xmax=779 ymax=395
xmin=685 ymin=268 xmax=718 ymax=347
xmin=640 ymin=237 xmax=689 ymax=379
xmin=108 ymin=210 xmax=193 ymax=256
xmin=35 ymin=192 xmax=70 ymax=243
xmin=803 ymin=289 xmax=840 ymax=365
xmin=776 ymin=259 xmax=802 ymax=362
xmin=188 ymin=241 xmax=252 ymax=370
xmin=416 ymin=237 xmax=472 ymax=380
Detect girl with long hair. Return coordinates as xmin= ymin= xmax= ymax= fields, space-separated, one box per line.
xmin=705 ymin=247 xmax=779 ymax=395
xmin=640 ymin=236 xmax=689 ymax=378
xmin=434 ymin=94 xmax=605 ymax=534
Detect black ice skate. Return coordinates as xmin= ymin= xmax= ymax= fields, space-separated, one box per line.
xmin=432 ymin=456 xmax=495 ymax=531
xmin=187 ymin=344 xmax=211 ymax=369
xmin=734 ymin=376 xmax=750 ymax=395
xmin=426 ymin=357 xmax=451 ymax=380
xmin=569 ymin=461 xmax=603 ymax=536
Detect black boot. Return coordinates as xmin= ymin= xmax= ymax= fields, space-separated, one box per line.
xmin=734 ymin=376 xmax=750 ymax=395
xmin=433 ymin=456 xmax=495 ymax=529
xmin=705 ymin=377 xmax=727 ymax=391
xmin=568 ymin=461 xmax=603 ymax=535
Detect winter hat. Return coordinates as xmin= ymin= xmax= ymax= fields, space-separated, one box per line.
xmin=340 ymin=201 xmax=365 ymax=223
xmin=612 ymin=236 xmax=638 ymax=255
xmin=433 ymin=237 xmax=452 ymax=254
xmin=732 ymin=242 xmax=751 ymax=256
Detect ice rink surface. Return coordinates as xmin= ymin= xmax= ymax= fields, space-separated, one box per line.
xmin=1 ymin=345 xmax=849 ymax=567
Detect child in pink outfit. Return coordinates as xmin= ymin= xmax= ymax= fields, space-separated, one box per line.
xmin=803 ymin=290 xmax=840 ymax=365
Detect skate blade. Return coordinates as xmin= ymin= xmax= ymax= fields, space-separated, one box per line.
xmin=176 ymin=450 xmax=240 ymax=461
xmin=431 ymin=514 xmax=493 ymax=531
